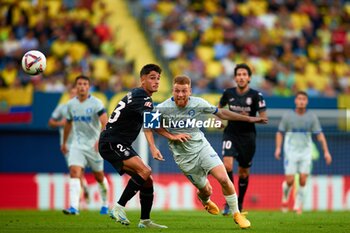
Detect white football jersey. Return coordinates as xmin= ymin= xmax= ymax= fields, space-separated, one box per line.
xmin=66 ymin=95 xmax=105 ymax=150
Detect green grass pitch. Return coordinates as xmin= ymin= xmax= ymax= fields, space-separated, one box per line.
xmin=0 ymin=210 xmax=349 ymax=233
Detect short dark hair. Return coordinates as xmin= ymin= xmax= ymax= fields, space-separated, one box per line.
xmin=234 ymin=63 xmax=252 ymax=76
xmin=140 ymin=64 xmax=162 ymax=77
xmin=295 ymin=91 xmax=308 ymax=98
xmin=74 ymin=75 xmax=90 ymax=86
xmin=174 ymin=75 xmax=191 ymax=86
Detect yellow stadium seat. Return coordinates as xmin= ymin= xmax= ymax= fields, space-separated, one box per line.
xmin=58 ymin=92 xmax=70 ymax=105
xmin=152 ymin=92 xmax=171 ymax=104
xmin=205 ymin=60 xmax=223 ymax=79
xmin=338 ymin=94 xmax=350 ymax=131
xmin=68 ymin=42 xmax=87 ymax=63
xmin=91 ymin=91 xmax=108 ymax=108
xmin=92 ymin=58 xmax=110 ymax=81
xmin=172 ymin=31 xmax=187 ymax=45
xmin=196 ymin=46 xmax=215 ymax=62
xmin=199 ymin=93 xmax=222 ymax=106
xmin=44 ymin=56 xmax=57 ymax=75
xmin=44 ymin=0 xmax=62 ymax=18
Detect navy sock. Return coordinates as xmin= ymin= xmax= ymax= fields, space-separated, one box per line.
xmin=140 ymin=186 xmax=154 ymax=220
xmin=227 ymin=170 xmax=234 ymax=184
xmin=118 ymin=174 xmax=146 ymax=206
xmin=238 ymin=177 xmax=249 ymax=211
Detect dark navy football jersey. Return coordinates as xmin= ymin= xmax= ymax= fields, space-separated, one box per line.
xmin=219 ymin=87 xmax=266 ymax=135
xmin=100 ymin=88 xmax=153 ymax=145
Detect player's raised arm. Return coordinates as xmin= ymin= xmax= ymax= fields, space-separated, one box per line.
xmin=215 ymin=108 xmax=268 ymax=124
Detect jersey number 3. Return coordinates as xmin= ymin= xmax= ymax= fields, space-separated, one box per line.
xmin=109 ymin=101 xmax=126 ymax=123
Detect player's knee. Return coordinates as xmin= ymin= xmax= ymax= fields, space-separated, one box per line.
xmin=286 ymin=179 xmax=294 ymax=186
xmin=238 ymin=168 xmax=249 ymax=179
xmin=139 ymin=168 xmax=152 ymax=180
xmin=93 ymin=172 xmax=105 ymax=183
xmin=299 ymin=179 xmax=307 ymax=186
xmin=223 ymin=162 xmax=233 ymax=171
xmin=69 ymin=167 xmax=81 ymax=178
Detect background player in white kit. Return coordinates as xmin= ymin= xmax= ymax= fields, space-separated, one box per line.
xmin=274 ymin=91 xmax=332 ymax=214
xmin=61 ymin=75 xmax=109 ymax=215
xmin=145 ymin=75 xmax=268 ymax=229
xmin=48 ymin=86 xmax=90 ymax=204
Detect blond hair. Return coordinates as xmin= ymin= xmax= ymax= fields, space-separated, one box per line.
xmin=173 ymin=75 xmax=191 ymax=86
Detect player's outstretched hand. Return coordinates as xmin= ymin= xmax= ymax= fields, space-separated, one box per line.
xmin=171 ymin=133 xmax=191 ymax=142
xmin=249 ymin=117 xmax=268 ymax=124
xmin=150 ymin=146 xmax=165 ymax=161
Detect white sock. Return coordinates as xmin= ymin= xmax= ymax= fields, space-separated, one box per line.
xmin=224 ymin=193 xmax=239 ymax=214
xmin=82 ymin=177 xmax=89 ymax=193
xmin=282 ymin=181 xmax=292 ymax=203
xmin=69 ymin=178 xmax=81 ymax=209
xmin=98 ymin=177 xmax=109 ymax=206
xmin=294 ymin=186 xmax=305 ymax=210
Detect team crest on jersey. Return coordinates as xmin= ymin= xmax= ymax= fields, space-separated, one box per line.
xmin=86 ymin=108 xmax=93 ymax=114
xmin=246 ymin=97 xmax=252 ymax=105
xmin=188 ymin=109 xmax=195 ymax=117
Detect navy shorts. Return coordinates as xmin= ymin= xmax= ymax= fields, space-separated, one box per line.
xmin=99 ymin=141 xmax=138 ymax=175
xmin=221 ymin=133 xmax=256 ymax=168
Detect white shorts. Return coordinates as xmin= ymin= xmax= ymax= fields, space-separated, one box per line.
xmin=68 ymin=147 xmax=104 ymax=172
xmin=284 ymin=156 xmax=312 ymax=175
xmin=178 ymin=144 xmax=223 ymax=189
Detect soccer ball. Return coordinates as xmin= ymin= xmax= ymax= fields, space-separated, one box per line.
xmin=21 ymin=50 xmax=46 ymax=75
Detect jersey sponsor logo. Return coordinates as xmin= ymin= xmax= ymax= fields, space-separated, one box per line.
xmin=163 ymin=117 xmax=221 ymax=129
xmin=229 ymin=105 xmax=251 ymax=112
xmin=229 ymin=98 xmax=235 ymax=102
xmin=144 ymin=97 xmax=150 ymax=100
xmin=144 ymin=101 xmax=152 ymax=108
xmin=246 ymin=97 xmax=252 ymax=105
xmin=73 ymin=115 xmax=92 ymax=122
xmin=143 ymin=110 xmax=161 ymax=128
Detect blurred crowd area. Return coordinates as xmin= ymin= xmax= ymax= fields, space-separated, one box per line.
xmin=1 ymin=0 xmax=350 ymax=98
xmin=0 ymin=0 xmax=137 ymax=94
xmin=141 ymin=0 xmax=350 ymax=97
